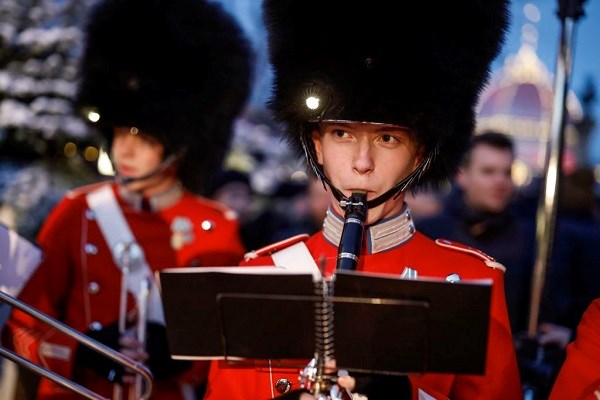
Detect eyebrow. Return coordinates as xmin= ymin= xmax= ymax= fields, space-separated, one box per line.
xmin=324 ymin=123 xmax=409 ymax=133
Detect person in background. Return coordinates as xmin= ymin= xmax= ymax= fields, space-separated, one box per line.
xmin=540 ymin=167 xmax=600 ymax=345
xmin=417 ymin=131 xmax=536 ymax=335
xmin=404 ymin=188 xmax=446 ymax=223
xmin=269 ymin=173 xmax=331 ymax=243
xmin=203 ymin=1 xmax=521 ymax=399
xmin=516 ymin=167 xmax=600 ymax=399
xmin=2 ymin=0 xmax=253 ymax=398
xmin=206 ymin=169 xmax=255 ymax=224
xmin=231 ymin=177 xmax=306 ymax=250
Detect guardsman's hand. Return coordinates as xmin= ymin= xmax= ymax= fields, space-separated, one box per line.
xmin=538 ymin=322 xmax=573 ymax=349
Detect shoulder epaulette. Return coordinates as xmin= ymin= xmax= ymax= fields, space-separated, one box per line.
xmin=193 ymin=196 xmax=239 ymax=221
xmin=435 ymin=239 xmax=506 ymax=272
xmin=66 ymin=181 xmax=111 ymax=199
xmin=244 ymin=234 xmax=310 ymax=261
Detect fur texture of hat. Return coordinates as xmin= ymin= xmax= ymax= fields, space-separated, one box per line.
xmin=76 ymin=0 xmax=253 ymax=191
xmin=263 ymin=0 xmax=510 ymax=189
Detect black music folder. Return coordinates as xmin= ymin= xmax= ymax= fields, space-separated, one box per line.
xmin=158 ymin=267 xmax=492 ymax=375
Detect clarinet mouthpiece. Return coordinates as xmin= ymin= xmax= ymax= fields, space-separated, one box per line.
xmin=336 ymin=192 xmax=368 ymax=271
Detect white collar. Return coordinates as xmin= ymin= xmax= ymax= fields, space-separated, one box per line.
xmin=322 ymin=203 xmax=415 ymax=253
xmin=118 ymin=181 xmax=184 ymax=212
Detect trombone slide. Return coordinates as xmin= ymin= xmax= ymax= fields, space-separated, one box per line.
xmin=0 ymin=289 xmax=154 ymax=400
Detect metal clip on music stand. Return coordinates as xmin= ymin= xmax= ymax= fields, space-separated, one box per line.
xmin=158 ymin=267 xmax=491 ymax=376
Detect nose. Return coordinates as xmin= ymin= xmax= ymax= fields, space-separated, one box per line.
xmin=353 ymin=136 xmax=374 ymax=174
xmin=495 ymin=170 xmax=513 ymax=186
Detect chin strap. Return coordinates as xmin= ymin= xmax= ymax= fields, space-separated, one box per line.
xmin=365 ymin=150 xmax=436 ymax=208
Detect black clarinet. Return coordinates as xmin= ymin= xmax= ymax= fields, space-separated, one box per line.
xmin=336 ymin=191 xmax=368 ymax=271
xmin=291 ymin=192 xmax=369 ymax=400
xmin=324 ymin=191 xmax=366 ymax=398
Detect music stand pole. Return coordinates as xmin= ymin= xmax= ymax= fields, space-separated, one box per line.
xmin=528 ymin=0 xmax=587 ymax=336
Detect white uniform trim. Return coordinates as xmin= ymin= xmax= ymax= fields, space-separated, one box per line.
xmin=271 ymin=241 xmax=322 ymax=281
xmin=434 ymin=239 xmax=506 ymax=273
xmin=86 ymin=184 xmax=165 ymax=324
xmin=418 ymin=388 xmax=448 ymax=400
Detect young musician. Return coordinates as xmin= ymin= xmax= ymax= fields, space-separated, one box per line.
xmin=203 ymin=1 xmax=522 ymax=399
xmin=2 ymin=0 xmax=253 ymax=398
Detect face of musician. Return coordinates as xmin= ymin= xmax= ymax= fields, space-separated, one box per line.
xmin=111 ymin=126 xmax=178 ymax=196
xmin=456 ymin=140 xmax=514 ymax=214
xmin=311 ymin=121 xmax=424 ymax=225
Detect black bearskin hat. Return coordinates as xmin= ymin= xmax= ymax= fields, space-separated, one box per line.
xmin=263 ymin=0 xmax=510 ymax=189
xmin=76 ymin=0 xmax=253 ymax=192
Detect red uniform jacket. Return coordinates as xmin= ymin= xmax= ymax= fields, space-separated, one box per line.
xmin=204 ymin=207 xmax=522 ymax=400
xmin=549 ymin=298 xmax=600 ymax=400
xmin=3 ymin=182 xmax=245 ymax=400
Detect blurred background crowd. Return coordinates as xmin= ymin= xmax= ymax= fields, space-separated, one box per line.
xmin=0 ymin=0 xmax=599 ymax=242
xmin=1 ymin=0 xmax=599 ymax=240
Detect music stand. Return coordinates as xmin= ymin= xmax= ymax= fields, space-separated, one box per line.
xmin=158 ymin=267 xmax=491 ymax=375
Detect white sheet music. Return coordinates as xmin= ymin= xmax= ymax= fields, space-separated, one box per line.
xmin=0 ymin=223 xmax=42 ymax=297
